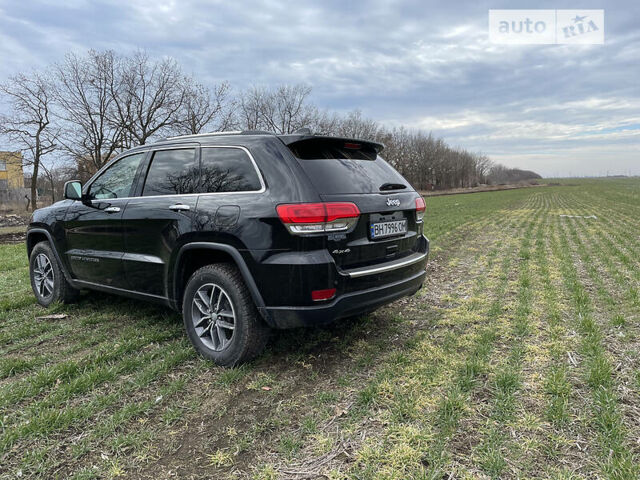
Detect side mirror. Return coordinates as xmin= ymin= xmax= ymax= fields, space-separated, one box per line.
xmin=64 ymin=180 xmax=83 ymax=200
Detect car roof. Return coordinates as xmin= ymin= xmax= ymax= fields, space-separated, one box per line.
xmin=141 ymin=130 xmax=385 ymax=152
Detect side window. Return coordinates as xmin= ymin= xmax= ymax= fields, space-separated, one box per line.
xmin=200 ymin=147 xmax=262 ymax=193
xmin=142 ymin=149 xmax=198 ymax=196
xmin=88 ymin=153 xmax=145 ymax=200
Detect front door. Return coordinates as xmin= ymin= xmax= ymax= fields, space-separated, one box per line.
xmin=63 ymin=152 xmax=146 ymax=287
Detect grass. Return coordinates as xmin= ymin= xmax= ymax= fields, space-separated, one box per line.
xmin=0 ymin=177 xmax=638 ymax=479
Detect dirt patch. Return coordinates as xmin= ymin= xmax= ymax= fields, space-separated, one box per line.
xmin=0 ymin=214 xmax=28 ymax=228
xmin=0 ymin=215 xmax=27 ymax=244
xmin=0 ymin=231 xmax=26 ymax=244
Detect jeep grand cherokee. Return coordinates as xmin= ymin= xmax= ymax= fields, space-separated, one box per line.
xmin=26 ymin=130 xmax=429 ymax=365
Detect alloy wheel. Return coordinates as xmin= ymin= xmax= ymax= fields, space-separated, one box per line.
xmin=191 ymin=283 xmax=236 ymax=351
xmin=33 ymin=253 xmax=55 ymax=299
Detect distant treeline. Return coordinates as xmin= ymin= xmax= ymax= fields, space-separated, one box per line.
xmin=0 ymin=50 xmax=540 ymax=209
xmin=484 ymin=165 xmax=542 ymax=185
xmin=345 ymin=125 xmax=542 ymax=190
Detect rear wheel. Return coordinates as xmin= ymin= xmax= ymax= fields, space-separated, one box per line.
xmin=29 ymin=241 xmax=79 ymax=307
xmin=182 ymin=264 xmax=269 ymax=366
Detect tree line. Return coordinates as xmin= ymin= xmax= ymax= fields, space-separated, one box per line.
xmin=0 ymin=50 xmax=540 ymax=210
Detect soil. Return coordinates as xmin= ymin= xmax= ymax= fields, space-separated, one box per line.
xmin=0 ymin=214 xmax=28 ymax=244
xmin=0 ymin=213 xmax=28 ymax=228
xmin=0 ymin=231 xmax=26 ymax=244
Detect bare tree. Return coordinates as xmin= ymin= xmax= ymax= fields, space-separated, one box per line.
xmin=38 ymin=160 xmax=57 ymax=204
xmin=269 ymin=84 xmax=318 ymax=133
xmin=37 ymin=159 xmax=76 ymax=203
xmin=176 ymin=80 xmax=234 ymax=135
xmin=55 ymin=50 xmax=124 ymax=173
xmin=236 ymin=86 xmax=266 ymax=131
xmin=475 ymin=154 xmax=493 ymax=184
xmin=335 ymin=110 xmax=380 ymax=140
xmin=0 ymin=72 xmax=57 ymax=210
xmin=113 ymin=51 xmax=188 ymax=146
xmin=237 ymin=84 xmax=330 ymax=134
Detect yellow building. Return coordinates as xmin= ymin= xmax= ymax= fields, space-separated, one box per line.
xmin=0 ymin=152 xmax=24 ymax=191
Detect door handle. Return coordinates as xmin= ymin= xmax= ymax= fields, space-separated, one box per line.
xmin=169 ymin=204 xmax=190 ymax=212
xmin=104 ymin=206 xmax=121 ymax=213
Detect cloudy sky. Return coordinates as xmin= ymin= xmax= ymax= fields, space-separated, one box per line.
xmin=0 ymin=0 xmax=638 ymax=177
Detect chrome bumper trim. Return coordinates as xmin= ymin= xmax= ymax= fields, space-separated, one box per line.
xmin=345 ymin=252 xmax=427 ymax=278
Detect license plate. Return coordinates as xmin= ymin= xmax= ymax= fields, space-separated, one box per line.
xmin=370 ymin=219 xmax=407 ymax=239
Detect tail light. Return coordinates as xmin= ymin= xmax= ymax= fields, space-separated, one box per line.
xmin=415 ymin=196 xmax=426 ymax=221
xmin=277 ymin=202 xmax=360 ymax=235
xmin=311 ymin=288 xmax=336 ymax=301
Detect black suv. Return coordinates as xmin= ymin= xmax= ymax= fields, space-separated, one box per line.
xmin=27 ymin=131 xmax=429 ymax=365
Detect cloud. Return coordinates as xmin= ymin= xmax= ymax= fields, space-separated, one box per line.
xmin=0 ymin=0 xmax=638 ymax=176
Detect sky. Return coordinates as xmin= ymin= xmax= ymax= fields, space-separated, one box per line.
xmin=0 ymin=0 xmax=638 ymax=177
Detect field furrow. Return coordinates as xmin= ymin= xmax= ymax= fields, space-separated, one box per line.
xmin=552 ymin=207 xmax=638 ymax=479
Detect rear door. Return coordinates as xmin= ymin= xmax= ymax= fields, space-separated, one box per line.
xmin=193 ymin=144 xmax=267 ymax=243
xmin=122 ymin=146 xmax=200 ymax=297
xmin=286 ymin=138 xmax=423 ymax=270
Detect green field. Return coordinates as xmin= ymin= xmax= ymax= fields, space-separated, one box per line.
xmin=0 ymin=178 xmax=639 ymax=479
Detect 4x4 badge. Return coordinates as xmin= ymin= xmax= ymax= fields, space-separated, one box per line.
xmin=386 ymin=198 xmax=400 ymax=207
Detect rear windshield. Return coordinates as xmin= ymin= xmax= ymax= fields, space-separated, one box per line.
xmin=287 ymin=139 xmax=410 ymax=194
xmin=289 ymin=138 xmax=378 ymax=160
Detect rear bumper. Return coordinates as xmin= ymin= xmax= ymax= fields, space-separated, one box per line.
xmin=261 ymin=268 xmax=425 ymax=328
xmin=259 ymin=237 xmax=428 ymax=328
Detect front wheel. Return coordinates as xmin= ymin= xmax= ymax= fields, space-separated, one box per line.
xmin=182 ymin=264 xmax=270 ymax=366
xmin=29 ymin=241 xmax=79 ymax=307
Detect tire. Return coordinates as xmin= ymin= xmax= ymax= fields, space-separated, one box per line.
xmin=182 ymin=264 xmax=270 ymax=366
xmin=29 ymin=241 xmax=80 ymax=307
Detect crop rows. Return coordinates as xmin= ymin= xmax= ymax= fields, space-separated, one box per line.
xmin=0 ymin=178 xmax=638 ymax=479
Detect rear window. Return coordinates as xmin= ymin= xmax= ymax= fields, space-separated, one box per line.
xmin=287 ymin=139 xmax=410 ymax=195
xmin=200 ymin=147 xmax=262 ymax=193
xmin=288 ymin=138 xmax=377 ymax=160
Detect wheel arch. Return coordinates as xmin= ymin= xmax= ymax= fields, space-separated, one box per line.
xmin=26 ymin=230 xmax=49 ymax=257
xmin=171 ymin=242 xmax=271 ymax=325
xmin=26 ymin=228 xmax=72 ymax=278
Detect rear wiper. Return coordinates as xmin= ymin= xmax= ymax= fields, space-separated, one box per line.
xmin=380 ymin=183 xmax=407 ymax=191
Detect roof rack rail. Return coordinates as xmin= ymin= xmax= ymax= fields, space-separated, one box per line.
xmin=164 ymin=130 xmax=276 ymax=141
xmin=240 ymin=130 xmax=275 ymax=135
xmin=165 ymin=131 xmax=243 ymax=141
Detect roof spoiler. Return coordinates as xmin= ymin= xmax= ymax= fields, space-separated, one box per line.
xmin=277 ymin=134 xmax=385 ymax=153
